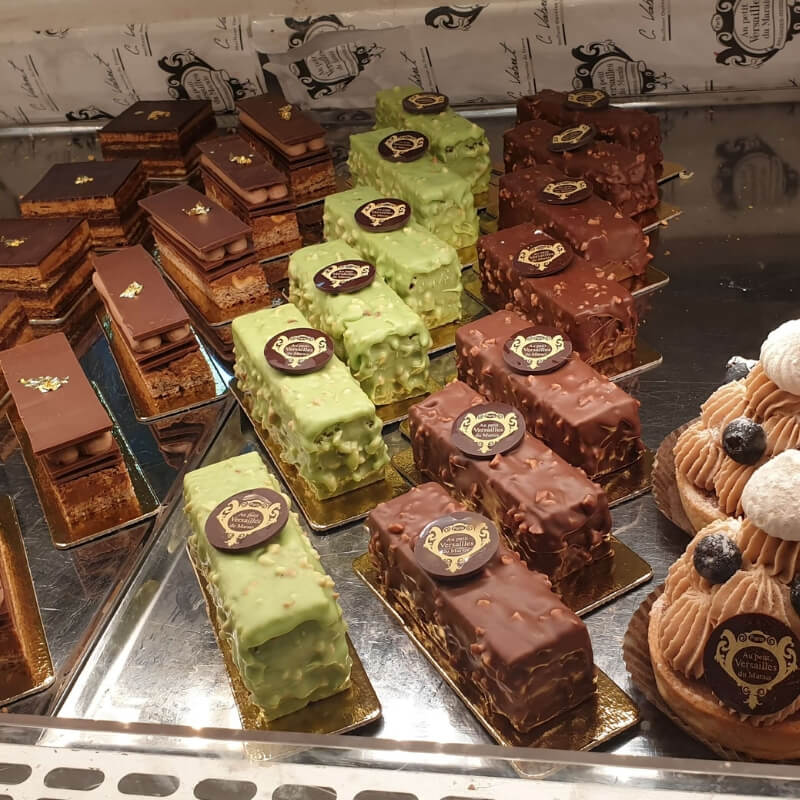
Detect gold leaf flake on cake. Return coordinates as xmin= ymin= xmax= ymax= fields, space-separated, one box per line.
xmin=19 ymin=375 xmax=69 ymax=393
xmin=74 ymin=175 xmax=94 ymax=185
xmin=278 ymin=104 xmax=293 ymax=120
xmin=0 ymin=236 xmax=26 ymax=247
xmin=229 ymin=153 xmax=254 ymax=165
xmin=120 ymin=281 xmax=143 ymax=298
xmin=147 ymin=110 xmax=171 ymax=120
xmin=183 ymin=202 xmax=211 ymax=217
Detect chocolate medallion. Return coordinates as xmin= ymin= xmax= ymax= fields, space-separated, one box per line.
xmin=703 ymin=613 xmax=800 ymax=716
xmin=378 ymin=130 xmax=429 ymax=162
xmin=205 ymin=487 xmax=289 ymax=552
xmin=548 ymin=123 xmax=596 ymax=153
xmin=564 ymin=89 xmax=610 ymax=111
xmin=539 ymin=179 xmax=592 ymax=205
xmin=452 ymin=402 xmax=525 ymax=458
xmin=314 ymin=259 xmax=376 ymax=294
xmin=416 ymin=511 xmax=499 ymax=580
xmin=354 ymin=198 xmax=411 ymax=232
xmin=265 ymin=327 xmax=333 ymax=375
xmin=513 ymin=237 xmax=572 ymax=277
xmin=402 ymin=92 xmax=449 ymax=114
xmin=503 ymin=327 xmax=572 ymax=374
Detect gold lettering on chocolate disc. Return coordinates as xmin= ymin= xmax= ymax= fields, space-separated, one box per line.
xmin=272 ymin=332 xmax=328 ymax=368
xmin=215 ymin=494 xmax=283 ymax=548
xmin=147 ymin=110 xmax=171 ymax=120
xmin=543 ymin=179 xmax=588 ymax=200
xmin=567 ymin=89 xmax=606 ymax=107
xmin=714 ymin=627 xmax=799 ymax=711
xmin=509 ymin=332 xmax=566 ymax=368
xmin=120 ymin=281 xmax=143 ymax=299
xmin=278 ymin=104 xmax=293 ymax=120
xmin=359 ymin=200 xmax=408 ymax=227
xmin=382 ymin=132 xmax=426 ymax=159
xmin=424 ymin=519 xmax=492 ymax=574
xmin=407 ymin=92 xmax=446 ymax=111
xmin=183 ymin=202 xmax=211 ymax=217
xmin=19 ymin=375 xmax=69 ymax=393
xmin=74 ymin=175 xmax=94 ymax=185
xmin=517 ymin=242 xmax=566 ymax=271
xmin=320 ymin=262 xmax=371 ymax=288
xmin=457 ymin=409 xmax=519 ymax=455
xmin=0 ymin=236 xmax=26 ymax=248
xmin=552 ymin=124 xmax=592 ymax=146
xmin=229 ymin=153 xmax=254 ymax=165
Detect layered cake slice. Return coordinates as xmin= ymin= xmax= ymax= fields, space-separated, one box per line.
xmin=368 ymin=482 xmax=596 ymax=731
xmin=184 ymin=451 xmax=352 ymax=720
xmin=374 ymin=87 xmax=491 ymax=199
xmin=93 ymin=246 xmax=216 ymax=416
xmin=288 ymin=240 xmax=432 ymax=405
xmin=348 ymin=127 xmax=479 ymax=252
xmin=503 ymin=119 xmax=658 ymax=216
xmin=232 ymin=303 xmax=389 ymax=499
xmin=99 ymin=100 xmax=216 ymax=180
xmin=0 ymin=333 xmax=140 ymax=537
xmin=0 ymin=293 xmax=33 ymax=396
xmin=478 ymin=224 xmax=637 ymax=364
xmin=498 ymin=163 xmax=652 ymax=281
xmin=456 ymin=311 xmax=643 ymax=477
xmin=20 ymin=160 xmax=148 ymax=249
xmin=323 ymin=186 xmax=461 ymax=329
xmin=409 ymin=379 xmax=611 ymax=581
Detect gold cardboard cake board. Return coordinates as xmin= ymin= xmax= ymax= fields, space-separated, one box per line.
xmin=375 ymin=375 xmax=442 ymax=426
xmin=659 ymin=161 xmax=687 ymax=184
xmin=0 ymin=495 xmax=55 ymax=706
xmin=231 ymin=379 xmax=409 ymax=532
xmin=98 ymin=313 xmax=230 ymax=424
xmin=188 ymin=543 xmax=382 ymax=735
xmin=353 ymin=552 xmax=640 ymax=751
xmin=6 ymin=384 xmax=161 ymax=549
xmin=640 ymin=201 xmax=683 ymax=233
xmin=428 ymin=286 xmax=489 ymax=356
xmin=27 ymin=282 xmax=98 ymax=327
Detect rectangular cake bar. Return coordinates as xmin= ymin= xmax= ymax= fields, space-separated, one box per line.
xmin=288 ymin=240 xmax=432 ymax=406
xmin=374 ymin=86 xmax=491 ymax=198
xmin=184 ymin=451 xmax=352 ymax=720
xmin=409 ymin=379 xmax=612 ymax=581
xmin=503 ymin=119 xmax=658 ymax=216
xmin=323 ymin=186 xmax=462 ymax=330
xmin=232 ymin=303 xmax=389 ymax=499
xmin=477 ymin=224 xmax=637 ymax=364
xmin=498 ymin=163 xmax=652 ymax=281
xmin=456 ymin=310 xmax=644 ymax=477
xmin=348 ymin=127 xmax=479 ymax=251
xmin=368 ymin=481 xmax=596 ymax=731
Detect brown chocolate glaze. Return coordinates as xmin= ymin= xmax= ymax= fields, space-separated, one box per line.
xmin=197 ymin=135 xmax=287 ymax=192
xmin=478 ymin=223 xmax=637 ymax=364
xmin=367 ymin=481 xmax=596 ymax=732
xmin=503 ymin=119 xmax=658 ymax=216
xmin=409 ymin=380 xmax=611 ymax=581
xmin=237 ymin=95 xmax=325 ymax=146
xmin=100 ymin=100 xmax=212 ymax=136
xmin=498 ymin=163 xmax=652 ymax=281
xmin=0 ymin=218 xmax=84 ymax=267
xmin=517 ymin=90 xmax=663 ymax=166
xmin=21 ymin=159 xmax=142 ymax=204
xmin=456 ymin=310 xmax=643 ymax=477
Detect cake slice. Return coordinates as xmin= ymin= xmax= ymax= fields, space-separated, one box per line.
xmin=323 ymin=186 xmax=461 ymax=329
xmin=0 ymin=293 xmax=34 ymax=396
xmin=232 ymin=303 xmax=389 ymax=499
xmin=288 ymin=240 xmax=431 ymax=405
xmin=184 ymin=451 xmax=352 ymax=720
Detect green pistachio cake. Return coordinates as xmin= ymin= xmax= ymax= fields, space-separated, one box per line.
xmin=183 ymin=451 xmax=352 ymax=720
xmin=232 ymin=303 xmax=389 ymax=498
xmin=323 ymin=187 xmax=462 ymax=330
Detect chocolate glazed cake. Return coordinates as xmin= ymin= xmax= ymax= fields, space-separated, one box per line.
xmin=409 ymin=379 xmax=612 ymax=582
xmin=368 ymin=482 xmax=596 ymax=732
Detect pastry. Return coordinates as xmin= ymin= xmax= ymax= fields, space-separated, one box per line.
xmin=184 ymin=450 xmax=352 ymax=721
xmin=504 ymin=118 xmax=659 ymax=216
xmin=477 ymin=223 xmax=637 ymax=364
xmin=348 ymin=127 xmax=479 ymax=252
xmin=20 ymin=160 xmax=148 ymax=249
xmin=93 ymin=246 xmax=216 ymax=417
xmin=674 ymin=319 xmax=800 ymax=533
xmin=288 ymin=240 xmax=432 ymax=405
xmin=232 ymin=303 xmax=389 ymax=499
xmin=499 ymin=163 xmax=652 ymax=281
xmin=409 ymin=379 xmax=611 ymax=582
xmin=99 ymin=100 xmax=215 ymax=180
xmin=323 ymin=186 xmax=462 ymax=329
xmin=198 ymin=134 xmax=302 ymax=266
xmin=0 ymin=292 xmax=33 ymax=395
xmin=374 ymin=87 xmax=491 ymax=200
xmin=368 ymin=481 xmax=596 ymax=731
xmin=457 ymin=310 xmax=643 ymax=477
xmin=0 ymin=333 xmax=140 ymax=539
xmin=647 ymin=450 xmax=800 ymax=760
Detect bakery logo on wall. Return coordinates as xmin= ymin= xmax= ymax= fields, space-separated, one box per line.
xmin=265 ymin=327 xmax=334 ymax=374
xmin=289 ymin=42 xmax=385 ymax=100
xmin=571 ymin=40 xmax=671 ymax=95
xmin=205 ymin=488 xmax=289 ymax=552
xmin=416 ymin=511 xmax=499 ymax=580
xmin=65 ymin=105 xmax=113 ymax=122
xmin=34 ymin=28 xmax=70 ymax=38
xmin=158 ymin=49 xmax=258 ymax=113
xmin=286 ymin=15 xmax=356 ymax=48
xmin=503 ymin=328 xmax=572 ymax=374
xmin=314 ymin=260 xmax=376 ymax=294
xmin=452 ymin=402 xmax=525 ymax=458
xmin=711 ymin=0 xmax=800 ymax=67
xmin=424 ymin=4 xmax=486 ymax=30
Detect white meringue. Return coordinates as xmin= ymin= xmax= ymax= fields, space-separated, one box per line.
xmin=741 ymin=450 xmax=800 ymax=541
xmin=760 ymin=318 xmax=800 ymax=395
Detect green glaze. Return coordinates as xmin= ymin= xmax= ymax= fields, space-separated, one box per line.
xmin=374 ymin=86 xmax=491 ymax=196
xmin=323 ymin=186 xmax=462 ymax=330
xmin=183 ymin=451 xmax=352 ymax=720
xmin=347 ymin=127 xmax=479 ymax=251
xmin=232 ymin=303 xmax=389 ymax=498
xmin=288 ymin=240 xmax=432 ymax=406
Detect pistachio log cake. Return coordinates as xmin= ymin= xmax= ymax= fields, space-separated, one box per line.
xmin=288 ymin=240 xmax=432 ymax=405
xmin=368 ymin=482 xmax=596 ymax=731
xmin=409 ymin=379 xmax=611 ymax=581
xmin=374 ymin=87 xmax=491 ymax=198
xmin=323 ymin=186 xmax=461 ymax=329
xmin=184 ymin=451 xmax=352 ymax=720
xmin=347 ymin=127 xmax=479 ymax=251
xmin=674 ymin=319 xmax=800 ymax=533
xmin=232 ymin=303 xmax=389 ymax=499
